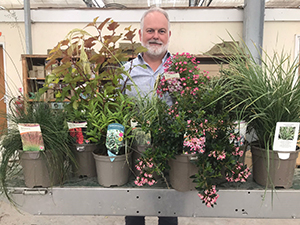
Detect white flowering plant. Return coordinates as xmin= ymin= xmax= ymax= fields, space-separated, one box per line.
xmin=134 ymin=52 xmax=251 ymax=207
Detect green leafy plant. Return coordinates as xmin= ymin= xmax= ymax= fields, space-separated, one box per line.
xmin=40 ymin=17 xmax=144 ymax=107
xmin=279 ymin=126 xmax=295 ymax=140
xmin=42 ymin=18 xmax=131 ymax=101
xmin=134 ymin=53 xmax=251 ymax=207
xmin=39 ymin=18 xmax=146 ymax=147
xmin=85 ymin=90 xmax=136 ymax=153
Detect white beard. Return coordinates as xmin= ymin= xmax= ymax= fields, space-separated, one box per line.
xmin=142 ymin=39 xmax=169 ymax=57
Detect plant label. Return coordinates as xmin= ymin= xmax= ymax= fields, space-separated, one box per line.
xmin=164 ymin=72 xmax=180 ymax=80
xmin=18 ymin=123 xmax=45 ymax=151
xmin=106 ymin=123 xmax=125 ymax=162
xmin=273 ymin=122 xmax=300 ymax=159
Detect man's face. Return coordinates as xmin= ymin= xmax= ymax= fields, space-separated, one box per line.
xmin=139 ymin=11 xmax=171 ymax=57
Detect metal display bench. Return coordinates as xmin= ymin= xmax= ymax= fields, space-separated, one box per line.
xmin=5 ymin=170 xmax=300 ymax=219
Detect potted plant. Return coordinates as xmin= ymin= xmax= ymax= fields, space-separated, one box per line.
xmin=87 ymin=91 xmax=136 ymax=187
xmin=128 ymin=95 xmax=159 ymax=177
xmin=39 ymin=18 xmax=145 ymax=185
xmin=40 ymin=18 xmax=146 ymax=186
xmin=220 ymin=42 xmax=300 ymax=188
xmin=133 ymin=52 xmax=251 ymax=207
xmin=0 ymin=99 xmax=74 ymax=202
xmin=65 ymin=104 xmax=99 ymax=178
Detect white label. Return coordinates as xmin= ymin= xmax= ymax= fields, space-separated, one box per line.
xmin=164 ymin=72 xmax=180 ymax=80
xmin=67 ymin=122 xmax=87 ymax=129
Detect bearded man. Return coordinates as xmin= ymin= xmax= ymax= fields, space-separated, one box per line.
xmin=122 ymin=7 xmax=178 ymax=225
xmin=121 ymin=7 xmax=172 ymax=106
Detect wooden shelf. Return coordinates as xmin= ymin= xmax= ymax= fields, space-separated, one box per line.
xmin=22 ymin=54 xmax=67 ymax=102
xmin=22 ymin=54 xmax=48 ymax=101
xmin=27 ymin=78 xmax=46 ymax=80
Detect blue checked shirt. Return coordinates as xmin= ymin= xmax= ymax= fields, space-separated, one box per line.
xmin=120 ymin=51 xmax=172 ymax=105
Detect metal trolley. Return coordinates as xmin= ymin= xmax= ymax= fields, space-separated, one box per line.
xmin=5 ymin=170 xmax=300 ymax=219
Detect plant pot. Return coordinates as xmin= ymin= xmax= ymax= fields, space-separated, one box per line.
xmin=93 ymin=150 xmax=132 ymax=187
xmin=19 ymin=150 xmax=59 ymax=188
xmin=72 ymin=143 xmax=100 ymax=178
xmin=251 ymin=146 xmax=299 ymax=188
xmin=169 ymin=154 xmax=198 ymax=192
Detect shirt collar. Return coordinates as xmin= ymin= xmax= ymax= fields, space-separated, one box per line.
xmin=138 ymin=51 xmax=171 ymax=64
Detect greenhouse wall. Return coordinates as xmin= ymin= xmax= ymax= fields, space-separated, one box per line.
xmin=0 ymin=7 xmax=300 ymax=98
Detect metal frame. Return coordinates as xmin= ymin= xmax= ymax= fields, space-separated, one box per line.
xmin=6 ymin=187 xmax=300 ymax=218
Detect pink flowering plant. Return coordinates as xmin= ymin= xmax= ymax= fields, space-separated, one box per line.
xmin=134 ymin=52 xmax=251 ymax=207
xmin=134 ymin=157 xmax=157 ymax=187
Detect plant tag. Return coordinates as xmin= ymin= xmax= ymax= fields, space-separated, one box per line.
xmin=67 ymin=121 xmax=87 ymax=129
xmin=18 ymin=123 xmax=45 ymax=151
xmin=67 ymin=121 xmax=89 ymax=144
xmin=233 ymin=120 xmax=247 ymax=146
xmin=273 ymin=122 xmax=300 ymax=159
xmin=76 ymin=146 xmax=85 ymax=152
xmin=133 ymin=128 xmax=151 ymax=145
xmin=106 ymin=123 xmax=125 ymax=162
xmin=164 ymin=72 xmax=180 ymax=80
xmin=130 ymin=118 xmax=138 ymax=129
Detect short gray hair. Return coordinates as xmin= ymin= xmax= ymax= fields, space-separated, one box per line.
xmin=140 ymin=7 xmax=170 ymax=31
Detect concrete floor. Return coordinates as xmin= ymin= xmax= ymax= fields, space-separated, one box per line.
xmin=1 ymin=200 xmax=300 ymax=225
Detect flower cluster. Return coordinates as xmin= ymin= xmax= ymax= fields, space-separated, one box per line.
xmin=183 ymin=136 xmax=205 ymax=154
xmin=158 ymin=77 xmax=183 ymax=94
xmin=134 ymin=158 xmax=157 ymax=186
xmin=157 ymin=52 xmax=210 ymax=101
xmin=229 ymin=131 xmax=246 ymax=157
xmin=225 ymin=162 xmax=251 ymax=183
xmin=229 ymin=132 xmax=246 ymax=148
xmin=208 ymin=150 xmax=226 ymax=161
xmin=198 ymin=185 xmax=219 ymax=208
xmin=69 ymin=128 xmax=90 ymax=144
xmin=164 ymin=52 xmax=200 ymax=76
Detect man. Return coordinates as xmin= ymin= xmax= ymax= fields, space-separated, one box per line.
xmin=121 ymin=7 xmax=172 ymax=106
xmin=122 ymin=7 xmax=178 ymax=225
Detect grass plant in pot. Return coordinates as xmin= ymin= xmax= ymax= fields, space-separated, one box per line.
xmin=220 ymin=42 xmax=300 ymax=188
xmin=133 ymin=52 xmax=251 ymax=207
xmin=0 ymin=99 xmax=74 ymax=202
xmin=39 ymin=18 xmax=145 ymax=185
